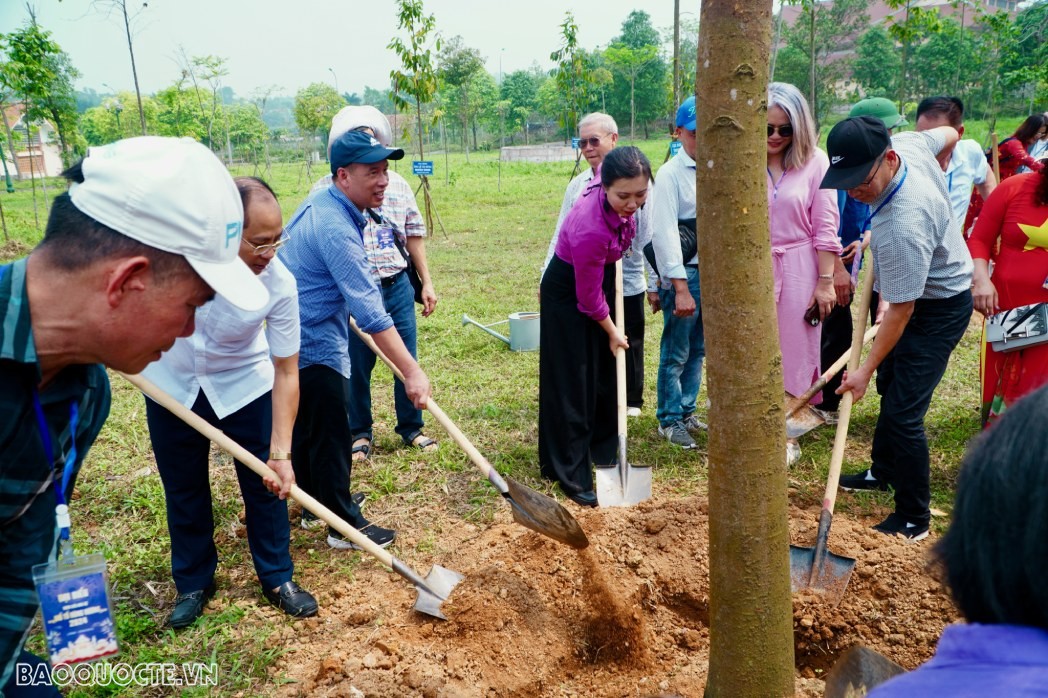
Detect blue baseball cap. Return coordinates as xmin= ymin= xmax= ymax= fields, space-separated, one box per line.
xmin=676 ymin=96 xmax=696 ymax=130
xmin=330 ymin=130 xmax=405 ymax=175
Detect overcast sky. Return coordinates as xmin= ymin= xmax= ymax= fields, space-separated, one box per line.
xmin=2 ymin=1 xmax=686 ymax=99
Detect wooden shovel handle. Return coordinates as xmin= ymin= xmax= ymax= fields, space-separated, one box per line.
xmin=786 ymin=324 xmax=879 ymax=418
xmin=348 ymin=319 xmax=509 ymax=494
xmin=118 ymin=371 xmax=396 ymax=568
xmin=615 ymin=259 xmax=627 ymax=437
xmin=822 ymin=254 xmax=875 ymax=515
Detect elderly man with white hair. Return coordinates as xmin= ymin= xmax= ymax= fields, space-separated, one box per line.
xmin=305 ymin=106 xmax=438 ymax=480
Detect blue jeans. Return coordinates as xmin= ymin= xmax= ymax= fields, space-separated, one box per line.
xmin=656 ymin=266 xmax=705 ymax=427
xmin=346 ymin=271 xmax=424 ymax=443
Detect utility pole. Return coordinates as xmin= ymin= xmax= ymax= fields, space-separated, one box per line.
xmin=328 ymin=67 xmax=340 ymax=96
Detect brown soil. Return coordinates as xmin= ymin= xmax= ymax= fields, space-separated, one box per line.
xmin=260 ymin=495 xmax=957 ymax=697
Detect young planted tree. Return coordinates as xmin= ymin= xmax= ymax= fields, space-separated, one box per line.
xmin=884 ymin=0 xmax=941 ymax=112
xmin=549 ymin=12 xmax=592 ymax=143
xmin=607 ymin=10 xmax=669 ymax=140
xmin=604 ymin=44 xmax=657 ymax=143
xmin=694 ymin=0 xmax=795 ymax=694
xmin=89 ymin=0 xmax=148 ymax=135
xmin=293 ymin=82 xmax=344 ymax=168
xmin=437 ymin=36 xmax=488 ymax=161
xmin=389 ymin=0 xmax=446 ymax=236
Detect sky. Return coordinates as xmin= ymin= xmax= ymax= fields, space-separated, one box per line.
xmin=1 ymin=1 xmax=685 ymax=100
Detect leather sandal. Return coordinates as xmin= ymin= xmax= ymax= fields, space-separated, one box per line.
xmin=351 ymin=438 xmax=372 ymax=462
xmin=406 ymin=432 xmax=438 ymax=452
xmin=263 ymin=580 xmax=318 ymax=618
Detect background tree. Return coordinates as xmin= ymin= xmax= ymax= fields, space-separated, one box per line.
xmin=293 ymin=82 xmax=344 ymax=161
xmin=362 ymin=85 xmax=396 ymax=114
xmin=500 ymin=67 xmax=542 ymax=144
xmin=884 ymin=0 xmax=942 ymax=111
xmin=88 ymin=0 xmax=148 ymax=135
xmin=438 ymin=35 xmax=488 ymax=160
xmin=549 ymin=12 xmax=593 ymax=141
xmin=695 ymin=0 xmax=796 ymax=693
xmin=852 ymin=26 xmax=901 ymax=98
xmin=607 ymin=10 xmax=669 ymax=139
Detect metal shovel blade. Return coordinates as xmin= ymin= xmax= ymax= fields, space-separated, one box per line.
xmin=823 ymin=646 xmax=907 ymax=698
xmin=785 ymin=401 xmax=827 ymax=439
xmin=789 ymin=543 xmax=856 ymax=607
xmin=504 ymin=477 xmax=590 ymax=548
xmin=595 ymin=458 xmax=653 ymax=508
xmin=393 ymin=559 xmax=465 ymax=621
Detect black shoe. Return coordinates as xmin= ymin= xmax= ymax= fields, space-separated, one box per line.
xmin=839 ymin=469 xmax=890 ymax=492
xmin=327 ymin=518 xmax=396 ymax=550
xmin=168 ymin=582 xmax=216 ymax=629
xmin=872 ymin=513 xmax=929 ymax=541
xmin=263 ymin=580 xmax=318 ymax=618
xmin=561 ymin=485 xmax=597 ymax=508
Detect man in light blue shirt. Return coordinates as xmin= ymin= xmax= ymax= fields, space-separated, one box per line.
xmin=280 ymin=131 xmax=432 ymax=551
xmin=650 ymin=96 xmax=705 ymax=450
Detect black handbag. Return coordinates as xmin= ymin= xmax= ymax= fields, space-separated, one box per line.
xmin=643 ymin=217 xmax=697 ymax=279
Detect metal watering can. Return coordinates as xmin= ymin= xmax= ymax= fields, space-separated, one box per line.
xmin=462 ymin=312 xmax=540 ymax=352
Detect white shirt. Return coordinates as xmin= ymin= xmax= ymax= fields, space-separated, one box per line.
xmin=141 ymin=258 xmax=300 ymax=419
xmin=944 ymin=139 xmax=989 ymax=234
xmin=1020 ymin=138 xmax=1048 ymax=173
xmin=651 ymin=148 xmax=698 ymax=282
xmin=541 ymin=167 xmax=656 ymax=294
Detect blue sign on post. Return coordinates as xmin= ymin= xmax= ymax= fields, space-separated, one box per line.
xmin=571 ymin=137 xmax=581 ymax=149
xmin=412 ymin=160 xmax=434 ymax=176
xmin=669 ymin=140 xmax=683 ymax=156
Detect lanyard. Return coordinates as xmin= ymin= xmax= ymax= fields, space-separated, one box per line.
xmin=767 ymin=167 xmax=787 ymax=201
xmin=862 ymin=159 xmax=908 ymax=232
xmin=31 ymin=391 xmax=79 ymax=549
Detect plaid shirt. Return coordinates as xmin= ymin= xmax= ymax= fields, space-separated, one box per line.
xmin=0 ymin=258 xmax=111 ymax=687
xmin=309 ymin=170 xmax=426 ymax=281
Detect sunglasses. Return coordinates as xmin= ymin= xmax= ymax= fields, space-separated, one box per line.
xmin=767 ymin=124 xmax=794 ymax=138
xmin=578 ymin=135 xmax=606 ymax=149
xmin=241 ymin=233 xmax=288 ymax=255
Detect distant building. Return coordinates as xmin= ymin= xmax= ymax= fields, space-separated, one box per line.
xmin=1 ymin=104 xmax=65 ymax=179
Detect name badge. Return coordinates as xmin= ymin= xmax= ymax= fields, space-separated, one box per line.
xmin=33 ymin=553 xmax=119 ymax=665
xmin=376 ymin=226 xmax=396 ymax=250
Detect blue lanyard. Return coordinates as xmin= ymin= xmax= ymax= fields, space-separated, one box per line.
xmin=862 ymin=160 xmax=908 ymax=232
xmin=767 ymin=167 xmax=787 ymax=201
xmin=31 ymin=391 xmax=79 ymax=543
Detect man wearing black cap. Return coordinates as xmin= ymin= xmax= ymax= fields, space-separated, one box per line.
xmin=280 ymin=130 xmax=432 ymax=550
xmin=820 ymin=115 xmax=973 ymax=541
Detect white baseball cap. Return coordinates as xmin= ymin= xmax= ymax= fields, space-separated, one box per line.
xmin=328 ymin=106 xmax=393 ymax=149
xmin=69 ymin=136 xmax=267 ymax=311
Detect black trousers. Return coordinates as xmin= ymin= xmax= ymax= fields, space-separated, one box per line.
xmin=293 ymin=365 xmax=366 ymax=533
xmin=538 ymin=256 xmax=618 ymax=495
xmin=624 ymin=292 xmax=645 ymax=409
xmin=870 ymin=290 xmax=972 ymax=526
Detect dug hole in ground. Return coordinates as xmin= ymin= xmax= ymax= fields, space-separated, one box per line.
xmin=256 ymin=495 xmax=955 ymax=697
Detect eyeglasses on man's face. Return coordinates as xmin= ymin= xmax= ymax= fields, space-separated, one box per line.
xmin=241 ymin=233 xmax=288 ymax=255
xmin=857 ymin=154 xmax=886 ymax=188
xmin=579 ymin=134 xmax=607 ymax=149
xmin=767 ymin=124 xmax=794 ymax=138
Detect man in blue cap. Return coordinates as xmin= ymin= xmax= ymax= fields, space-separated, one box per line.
xmin=280 ymin=130 xmax=432 ymax=550
xmin=649 ymin=95 xmax=705 ymax=450
xmin=821 ymin=115 xmax=972 ymax=541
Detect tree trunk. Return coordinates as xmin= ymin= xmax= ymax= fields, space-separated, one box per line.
xmin=673 ymin=0 xmax=681 ymax=116
xmin=121 ymin=0 xmax=147 ymax=136
xmin=629 ymin=76 xmax=636 ymax=143
xmin=808 ymin=0 xmax=817 ymax=124
xmin=1 ymin=105 xmax=21 ymax=181
xmin=695 ymin=0 xmax=795 ymax=695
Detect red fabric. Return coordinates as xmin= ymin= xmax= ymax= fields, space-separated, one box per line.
xmin=967 ymin=173 xmax=1048 ymax=426
xmin=964 ymin=138 xmax=1045 ymax=234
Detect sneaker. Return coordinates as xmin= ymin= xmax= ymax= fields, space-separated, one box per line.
xmin=872 ymin=513 xmax=929 ymax=541
xmin=327 ymin=519 xmax=396 ymax=551
xmin=658 ymin=421 xmax=697 ymax=449
xmin=839 ymin=469 xmax=890 ymax=492
xmin=811 ymin=407 xmax=839 ymax=425
xmin=301 ymin=492 xmax=366 ymax=530
xmin=682 ymin=414 xmax=707 ymax=433
xmin=786 ymin=440 xmax=801 ymax=466
xmin=626 ymin=406 xmax=642 ymax=418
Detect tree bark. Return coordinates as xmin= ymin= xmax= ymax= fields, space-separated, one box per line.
xmin=695 ymin=0 xmax=795 ymax=695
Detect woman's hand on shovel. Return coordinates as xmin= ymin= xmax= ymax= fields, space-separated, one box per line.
xmin=837 ymin=366 xmax=872 ymax=403
xmin=608 ymin=331 xmax=629 ymax=356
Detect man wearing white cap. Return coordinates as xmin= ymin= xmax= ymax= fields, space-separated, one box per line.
xmin=307 ymin=106 xmax=439 ymax=467
xmin=0 ymin=137 xmax=266 ymax=695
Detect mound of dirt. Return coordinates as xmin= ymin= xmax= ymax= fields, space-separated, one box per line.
xmin=268 ymin=496 xmax=957 ymax=697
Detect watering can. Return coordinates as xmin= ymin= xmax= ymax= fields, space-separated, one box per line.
xmin=462 ymin=312 xmax=540 ymax=352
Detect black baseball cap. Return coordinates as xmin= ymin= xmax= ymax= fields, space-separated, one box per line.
xmin=819 ymin=116 xmax=891 ymax=190
xmin=330 ymin=130 xmax=404 ymax=175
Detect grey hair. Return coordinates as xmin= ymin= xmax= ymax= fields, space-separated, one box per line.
xmin=579 ymin=112 xmax=618 ymax=135
xmin=768 ymin=82 xmax=817 ymax=170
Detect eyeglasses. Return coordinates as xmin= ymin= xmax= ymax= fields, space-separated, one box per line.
xmin=241 ymin=233 xmax=288 ymax=255
xmin=857 ymin=155 xmax=886 ymax=188
xmin=578 ymin=135 xmax=606 ymax=149
xmin=767 ymin=124 xmax=794 ymax=138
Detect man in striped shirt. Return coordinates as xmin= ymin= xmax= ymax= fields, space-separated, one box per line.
xmin=1 ymin=137 xmax=266 ymax=694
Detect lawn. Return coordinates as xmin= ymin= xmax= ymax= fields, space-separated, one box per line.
xmin=1 ymin=130 xmax=986 ymax=695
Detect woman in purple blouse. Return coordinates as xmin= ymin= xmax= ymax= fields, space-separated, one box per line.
xmin=539 ymin=147 xmax=652 ymax=507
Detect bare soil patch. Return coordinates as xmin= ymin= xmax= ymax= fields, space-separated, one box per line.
xmin=253 ymin=495 xmax=956 ymax=697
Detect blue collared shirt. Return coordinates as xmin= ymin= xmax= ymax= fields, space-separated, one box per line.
xmin=279 ymin=185 xmax=394 ymax=378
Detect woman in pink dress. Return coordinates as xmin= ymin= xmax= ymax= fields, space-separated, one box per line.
xmin=766 ymin=82 xmax=842 ymax=463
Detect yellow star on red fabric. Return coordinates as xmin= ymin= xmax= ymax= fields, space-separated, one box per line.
xmin=1019 ymin=216 xmax=1048 ymax=251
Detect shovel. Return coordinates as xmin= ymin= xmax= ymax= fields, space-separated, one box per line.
xmin=785 ymin=324 xmax=879 ymax=439
xmin=823 ymin=645 xmax=906 ymax=698
xmin=348 ymin=320 xmax=589 ymax=549
xmin=595 ymin=259 xmax=652 ymax=507
xmin=119 ymin=371 xmax=463 ymax=620
xmin=788 ymin=258 xmax=875 ymax=606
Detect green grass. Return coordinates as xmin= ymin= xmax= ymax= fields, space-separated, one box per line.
xmin=1 ymin=132 xmax=990 ymax=694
